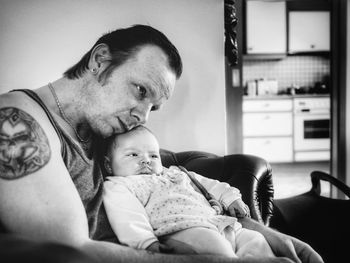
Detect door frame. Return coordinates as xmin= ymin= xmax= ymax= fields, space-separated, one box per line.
xmin=330 ymin=0 xmax=347 ymax=198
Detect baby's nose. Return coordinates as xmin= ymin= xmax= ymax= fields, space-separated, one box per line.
xmin=140 ymin=159 xmax=151 ymax=165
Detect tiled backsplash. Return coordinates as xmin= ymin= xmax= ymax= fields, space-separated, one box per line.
xmin=243 ymin=56 xmax=330 ymax=91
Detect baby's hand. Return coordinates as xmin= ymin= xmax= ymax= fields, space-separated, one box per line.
xmin=228 ymin=199 xmax=250 ymax=218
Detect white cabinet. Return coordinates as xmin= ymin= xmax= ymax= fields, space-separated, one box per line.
xmin=243 ymin=98 xmax=293 ymax=163
xmin=244 ymin=137 xmax=293 ymax=163
xmin=289 ymin=11 xmax=330 ymax=53
xmin=246 ymin=1 xmax=287 ymax=54
xmin=243 ymin=112 xmax=292 ymax=137
xmin=243 ymin=99 xmax=292 ymax=112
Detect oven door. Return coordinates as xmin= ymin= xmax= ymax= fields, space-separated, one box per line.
xmin=294 ymin=113 xmax=330 ymax=151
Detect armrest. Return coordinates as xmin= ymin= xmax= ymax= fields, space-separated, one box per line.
xmin=311 ymin=170 xmax=350 ymax=197
xmin=160 ymin=150 xmax=274 ymax=226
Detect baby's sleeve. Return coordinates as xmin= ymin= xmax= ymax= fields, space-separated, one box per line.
xmin=103 ymin=178 xmax=158 ymax=249
xmin=191 ymin=172 xmax=242 ymax=209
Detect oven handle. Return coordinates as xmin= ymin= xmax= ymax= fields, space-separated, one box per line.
xmin=295 ymin=111 xmax=330 ymax=116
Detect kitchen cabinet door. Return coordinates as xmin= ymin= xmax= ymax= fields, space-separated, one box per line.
xmin=243 ymin=99 xmax=293 ymax=112
xmin=243 ymin=137 xmax=293 ymax=163
xmin=289 ymin=11 xmax=330 ymax=53
xmin=243 ymin=112 xmax=293 ymax=136
xmin=246 ymin=0 xmax=286 ymax=54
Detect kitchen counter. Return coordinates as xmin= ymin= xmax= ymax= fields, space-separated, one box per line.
xmin=244 ymin=94 xmax=330 ymax=100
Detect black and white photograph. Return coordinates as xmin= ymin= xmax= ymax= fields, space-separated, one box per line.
xmin=0 ymin=0 xmax=349 ymax=262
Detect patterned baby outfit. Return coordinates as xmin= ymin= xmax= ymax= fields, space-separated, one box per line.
xmin=103 ymin=166 xmax=243 ymax=249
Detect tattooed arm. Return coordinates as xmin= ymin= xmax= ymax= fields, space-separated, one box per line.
xmin=0 ymin=100 xmax=89 ymax=245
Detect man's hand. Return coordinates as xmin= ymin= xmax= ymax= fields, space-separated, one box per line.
xmin=268 ymin=233 xmax=324 ymax=263
xmin=227 ymin=199 xmax=250 ymax=218
xmin=239 ymin=217 xmax=324 ymax=263
xmin=288 ymin=235 xmax=324 ymax=263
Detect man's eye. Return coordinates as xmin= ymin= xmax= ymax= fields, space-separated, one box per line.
xmin=136 ymin=85 xmax=147 ymax=99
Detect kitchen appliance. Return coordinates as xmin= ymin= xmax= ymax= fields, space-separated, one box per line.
xmin=257 ymin=79 xmax=279 ymax=95
xmin=246 ymin=80 xmax=257 ymax=96
xmin=294 ymin=97 xmax=330 ymax=161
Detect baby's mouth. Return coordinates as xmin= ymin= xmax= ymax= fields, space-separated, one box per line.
xmin=138 ymin=166 xmax=154 ymax=174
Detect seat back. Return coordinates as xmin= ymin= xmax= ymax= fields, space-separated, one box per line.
xmin=160 ymin=149 xmax=274 ymax=226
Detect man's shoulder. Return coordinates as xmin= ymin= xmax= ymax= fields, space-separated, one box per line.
xmin=1 ymin=90 xmax=38 ymax=111
xmin=0 ymin=91 xmax=19 ymax=103
xmin=1 ymin=90 xmax=51 ymax=123
xmin=0 ymin=90 xmax=58 ymax=180
xmin=0 ymin=90 xmax=61 ymax=154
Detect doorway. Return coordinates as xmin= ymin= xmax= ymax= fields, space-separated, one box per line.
xmin=225 ymin=0 xmax=347 ymax=199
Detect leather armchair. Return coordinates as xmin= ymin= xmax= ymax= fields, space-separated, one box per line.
xmin=160 ymin=149 xmax=274 ymax=226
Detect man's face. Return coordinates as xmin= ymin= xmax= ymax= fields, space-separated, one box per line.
xmin=84 ymin=45 xmax=177 ymax=138
xmin=110 ymin=129 xmax=163 ymax=177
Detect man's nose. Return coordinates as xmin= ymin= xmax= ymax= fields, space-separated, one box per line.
xmin=132 ymin=103 xmax=152 ymax=124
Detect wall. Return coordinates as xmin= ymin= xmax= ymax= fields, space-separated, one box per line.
xmin=243 ymin=56 xmax=330 ymax=92
xmin=0 ymin=0 xmax=226 ymax=155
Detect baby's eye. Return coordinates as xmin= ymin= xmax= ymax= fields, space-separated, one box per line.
xmin=151 ymin=155 xmax=159 ymax=159
xmin=127 ymin=153 xmax=138 ymax=157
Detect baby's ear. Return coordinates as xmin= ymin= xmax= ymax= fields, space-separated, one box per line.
xmin=104 ymin=156 xmax=113 ymax=175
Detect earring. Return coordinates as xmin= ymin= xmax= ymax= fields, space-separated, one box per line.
xmin=91 ymin=68 xmax=98 ymax=75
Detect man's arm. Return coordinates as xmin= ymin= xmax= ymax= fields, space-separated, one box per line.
xmin=239 ymin=217 xmax=324 ymax=263
xmin=81 ymin=240 xmax=297 ymax=263
xmin=187 ymin=169 xmax=322 ymax=263
xmin=0 ymin=105 xmax=90 ymax=245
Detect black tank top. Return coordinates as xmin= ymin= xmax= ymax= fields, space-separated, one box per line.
xmin=9 ymin=89 xmax=118 ymax=243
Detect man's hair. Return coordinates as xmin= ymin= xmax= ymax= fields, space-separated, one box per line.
xmin=64 ymin=24 xmax=182 ymax=81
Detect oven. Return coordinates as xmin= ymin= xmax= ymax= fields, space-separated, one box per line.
xmin=294 ymin=97 xmax=330 ymax=161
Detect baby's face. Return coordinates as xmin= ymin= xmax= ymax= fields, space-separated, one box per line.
xmin=110 ymin=129 xmax=163 ymax=177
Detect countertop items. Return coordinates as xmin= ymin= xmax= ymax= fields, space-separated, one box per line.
xmin=245 ymin=76 xmax=330 ymax=97
xmin=244 ymin=94 xmax=329 ymax=100
xmin=246 ymin=79 xmax=279 ymax=96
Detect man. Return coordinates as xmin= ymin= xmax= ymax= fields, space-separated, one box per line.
xmin=0 ymin=25 xmax=322 ymax=263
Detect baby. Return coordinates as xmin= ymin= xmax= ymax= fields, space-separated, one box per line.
xmin=103 ymin=126 xmax=275 ymax=258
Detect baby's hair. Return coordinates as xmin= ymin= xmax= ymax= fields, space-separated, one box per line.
xmin=105 ymin=125 xmax=155 ymax=158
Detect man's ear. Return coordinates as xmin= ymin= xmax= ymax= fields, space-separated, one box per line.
xmin=104 ymin=156 xmax=113 ymax=175
xmin=88 ymin=43 xmax=112 ymax=73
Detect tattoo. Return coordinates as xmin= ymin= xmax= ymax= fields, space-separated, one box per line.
xmin=0 ymin=107 xmax=51 ymax=180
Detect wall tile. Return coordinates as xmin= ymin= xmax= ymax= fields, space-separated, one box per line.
xmin=243 ymin=56 xmax=330 ymax=92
